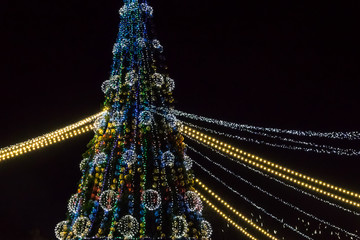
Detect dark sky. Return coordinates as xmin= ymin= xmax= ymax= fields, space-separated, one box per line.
xmin=1 ymin=0 xmax=360 ymax=239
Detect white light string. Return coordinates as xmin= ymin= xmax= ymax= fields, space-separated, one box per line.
xmin=191 ymin=153 xmax=314 ymax=239
xmin=187 ymin=146 xmax=360 ymax=239
xmin=183 ymin=121 xmax=359 ymax=156
xmin=184 ymin=135 xmax=360 ymax=217
xmin=159 ymin=107 xmax=360 ymax=140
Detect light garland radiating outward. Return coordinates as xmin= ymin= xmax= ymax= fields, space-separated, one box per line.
xmin=0 ymin=111 xmax=104 ymax=161
xmin=182 ymin=126 xmax=360 ymax=207
xmin=183 ymin=121 xmax=360 ymax=156
xmin=195 ymin=179 xmax=279 ymax=240
xmin=188 ymin=146 xmax=360 ymax=239
xmin=164 ymin=107 xmax=360 ymax=140
xmin=194 ymin=190 xmax=258 ymax=240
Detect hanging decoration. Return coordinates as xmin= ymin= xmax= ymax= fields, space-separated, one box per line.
xmin=93 ymin=113 xmax=107 ymax=133
xmin=172 ymin=216 xmax=188 ymax=238
xmin=125 ymin=70 xmax=138 ymax=87
xmin=68 ymin=193 xmax=80 ymax=214
xmin=79 ymin=158 xmax=89 ymax=172
xmin=73 ymin=216 xmax=91 ymax=238
xmin=152 ymin=39 xmax=163 ymax=52
xmin=151 ymin=73 xmax=164 ymax=87
xmin=140 ymin=2 xmax=153 ymax=17
xmin=110 ymin=111 xmax=124 ymax=127
xmin=139 ymin=111 xmax=153 ymax=126
xmin=122 ymin=149 xmax=137 ymax=166
xmin=118 ymin=215 xmax=139 ymax=238
xmin=183 ymin=154 xmax=193 ymax=171
xmin=161 ymin=150 xmax=175 ymax=167
xmin=166 ymin=77 xmax=175 ymax=92
xmin=99 ymin=190 xmax=118 ymax=211
xmin=184 ymin=191 xmax=202 ymax=212
xmin=141 ymin=189 xmax=161 ymax=211
xmin=200 ymin=220 xmax=213 ymax=239
xmin=54 ymin=220 xmax=69 ymax=240
xmin=94 ymin=152 xmax=107 ymax=165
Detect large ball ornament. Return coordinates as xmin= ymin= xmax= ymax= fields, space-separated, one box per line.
xmin=94 ymin=152 xmax=107 ymax=165
xmin=125 ymin=70 xmax=138 ymax=86
xmin=79 ymin=158 xmax=89 ymax=172
xmin=73 ymin=216 xmax=91 ymax=238
xmin=93 ymin=114 xmax=107 ymax=132
xmin=140 ymin=3 xmax=153 ymax=17
xmin=152 ymin=39 xmax=163 ymax=52
xmin=54 ymin=220 xmax=69 ymax=240
xmin=111 ymin=111 xmax=124 ymax=127
xmin=184 ymin=191 xmax=202 ymax=212
xmin=139 ymin=111 xmax=153 ymax=126
xmin=122 ymin=149 xmax=137 ymax=166
xmin=172 ymin=216 xmax=188 ymax=238
xmin=166 ymin=77 xmax=175 ymax=92
xmin=166 ymin=114 xmax=178 ymax=128
xmin=118 ymin=215 xmax=139 ymax=238
xmin=68 ymin=193 xmax=81 ymax=214
xmin=183 ymin=154 xmax=193 ymax=171
xmin=99 ymin=190 xmax=118 ymax=211
xmin=151 ymin=73 xmax=164 ymax=87
xmin=162 ymin=151 xmax=175 ymax=167
xmin=136 ymin=38 xmax=146 ymax=48
xmin=142 ymin=189 xmax=161 ymax=211
xmin=200 ymin=220 xmax=213 ymax=238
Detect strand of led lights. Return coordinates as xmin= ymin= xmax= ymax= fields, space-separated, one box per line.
xmin=183 ymin=121 xmax=359 ymax=156
xmin=186 ymin=137 xmax=360 ymax=217
xmin=182 ymin=126 xmax=360 ymax=206
xmin=163 ymin=107 xmax=360 ymax=140
xmin=189 ymin=146 xmax=360 ymax=239
xmin=193 ymin=163 xmax=313 ymax=239
xmin=0 ymin=112 xmax=103 ymax=161
xmin=194 ymin=190 xmax=258 ymax=240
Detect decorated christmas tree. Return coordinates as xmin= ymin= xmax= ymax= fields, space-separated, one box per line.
xmin=55 ymin=0 xmax=212 ymax=239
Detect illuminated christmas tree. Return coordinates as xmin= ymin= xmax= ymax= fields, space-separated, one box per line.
xmin=55 ymin=0 xmax=212 ymax=239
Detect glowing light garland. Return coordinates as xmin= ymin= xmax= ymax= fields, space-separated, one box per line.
xmin=182 ymin=126 xmax=360 ymax=206
xmin=195 ymin=170 xmax=312 ymax=239
xmin=186 ymin=136 xmax=360 ymax=216
xmin=188 ymin=146 xmax=360 ymax=239
xmin=195 ymin=190 xmax=258 ymax=240
xmin=183 ymin=121 xmax=360 ymax=156
xmin=0 ymin=111 xmax=101 ymax=161
xmin=165 ymin=107 xmax=360 ymax=140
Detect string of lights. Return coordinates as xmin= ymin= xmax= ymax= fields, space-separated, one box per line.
xmin=184 ymin=136 xmax=360 ymax=216
xmin=182 ymin=126 xmax=360 ymax=205
xmin=189 ymin=146 xmax=360 ymax=239
xmin=162 ymin=107 xmax=360 ymax=140
xmin=194 ymin=190 xmax=258 ymax=240
xmin=183 ymin=121 xmax=360 ymax=156
xmin=193 ymin=164 xmax=313 ymax=239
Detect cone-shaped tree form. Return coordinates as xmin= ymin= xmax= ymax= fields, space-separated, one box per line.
xmin=55 ymin=0 xmax=211 ymax=239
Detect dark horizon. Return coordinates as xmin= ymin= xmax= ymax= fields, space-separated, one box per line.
xmin=1 ymin=0 xmax=360 ymax=239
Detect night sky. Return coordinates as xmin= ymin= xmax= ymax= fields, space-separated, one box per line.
xmin=1 ymin=0 xmax=360 ymax=239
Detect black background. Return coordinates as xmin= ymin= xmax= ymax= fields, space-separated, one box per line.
xmin=0 ymin=0 xmax=360 ymax=239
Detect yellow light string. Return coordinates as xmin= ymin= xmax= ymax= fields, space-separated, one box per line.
xmin=0 ymin=124 xmax=94 ymax=161
xmin=194 ymin=189 xmax=258 ymax=240
xmin=195 ymin=179 xmax=278 ymax=240
xmin=183 ymin=126 xmax=360 ymax=208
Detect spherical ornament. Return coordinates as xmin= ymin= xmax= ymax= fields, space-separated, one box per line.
xmin=73 ymin=216 xmax=91 ymax=238
xmin=166 ymin=114 xmax=178 ymax=128
xmin=140 ymin=3 xmax=153 ymax=17
xmin=166 ymin=77 xmax=175 ymax=92
xmin=118 ymin=215 xmax=139 ymax=238
xmin=162 ymin=151 xmax=175 ymax=167
xmin=112 ymin=42 xmax=119 ymax=55
xmin=54 ymin=220 xmax=69 ymax=240
xmin=120 ymin=39 xmax=129 ymax=49
xmin=139 ymin=111 xmax=153 ymax=126
xmin=68 ymin=193 xmax=81 ymax=214
xmin=152 ymin=39 xmax=163 ymax=52
xmin=94 ymin=152 xmax=107 ymax=165
xmin=101 ymin=80 xmax=116 ymax=94
xmin=142 ymin=189 xmax=161 ymax=211
xmin=111 ymin=111 xmax=124 ymax=127
xmin=93 ymin=114 xmax=107 ymax=132
xmin=99 ymin=190 xmax=118 ymax=211
xmin=122 ymin=149 xmax=137 ymax=166
xmin=183 ymin=154 xmax=193 ymax=171
xmin=151 ymin=73 xmax=164 ymax=87
xmin=125 ymin=70 xmax=138 ymax=86
xmin=184 ymin=191 xmax=202 ymax=212
xmin=200 ymin=220 xmax=213 ymax=238
xmin=79 ymin=158 xmax=89 ymax=172
xmin=172 ymin=216 xmax=188 ymax=238
xmin=136 ymin=37 xmax=146 ymax=48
